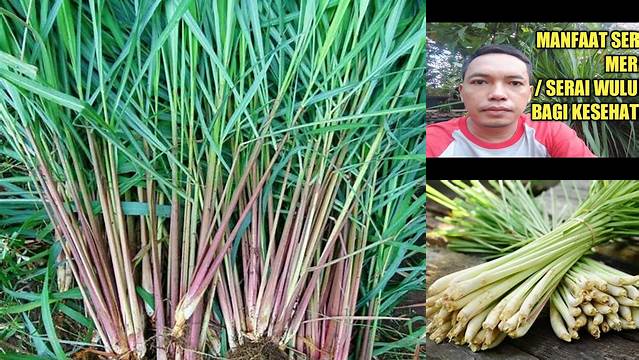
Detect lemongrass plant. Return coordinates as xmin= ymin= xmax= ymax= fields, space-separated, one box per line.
xmin=427 ymin=181 xmax=639 ymax=351
xmin=0 ymin=0 xmax=425 ymax=359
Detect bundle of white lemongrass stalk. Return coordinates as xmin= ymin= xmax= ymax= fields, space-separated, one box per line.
xmin=550 ymin=258 xmax=639 ymax=341
xmin=427 ymin=181 xmax=639 ymax=351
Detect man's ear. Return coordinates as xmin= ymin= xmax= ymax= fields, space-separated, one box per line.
xmin=458 ymin=84 xmax=464 ymax=102
xmin=528 ymin=85 xmax=533 ymax=102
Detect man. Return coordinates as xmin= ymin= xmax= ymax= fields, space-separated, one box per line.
xmin=426 ymin=44 xmax=595 ymax=157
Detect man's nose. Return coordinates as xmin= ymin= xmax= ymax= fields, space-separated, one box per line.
xmin=488 ymin=83 xmax=507 ymax=100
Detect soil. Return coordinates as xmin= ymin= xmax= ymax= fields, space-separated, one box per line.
xmin=226 ymin=338 xmax=288 ymax=360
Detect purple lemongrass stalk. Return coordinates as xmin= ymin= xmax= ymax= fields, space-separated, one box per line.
xmin=270 ymin=171 xmax=343 ymax=339
xmin=279 ymin=148 xmax=344 ymax=313
xmin=180 ymin=179 xmax=198 ymax=300
xmin=182 ymin=141 xmax=283 ymax=360
xmin=197 ymin=280 xmax=220 ymax=352
xmin=281 ymin=127 xmax=385 ymax=343
xmin=256 ymin=153 xmax=308 ymax=335
xmin=217 ymin=271 xmax=239 ymax=349
xmin=53 ymin=138 xmax=122 ymax=329
xmin=175 ymin=164 xmax=270 ymax=333
xmin=173 ymin=136 xmax=287 ymax=337
xmin=332 ymin=216 xmax=361 ymax=360
xmin=28 ymin=138 xmax=128 ymax=354
xmin=107 ymin=152 xmax=147 ymax=357
xmin=341 ymin=205 xmax=368 ymax=359
xmin=182 ymin=153 xmax=239 ymax=359
xmin=245 ymin=191 xmax=261 ymax=333
xmin=55 ymin=137 xmax=119 ymax=315
xmin=89 ymin=139 xmax=141 ymax=355
xmin=138 ymin=188 xmax=155 ymax=317
xmin=146 ymin=176 xmax=168 ymax=360
xmin=253 ymin=159 xmax=293 ymax=334
xmin=323 ymin=230 xmax=348 ymax=358
xmin=168 ymin=192 xmax=181 ymax=326
xmin=26 ymin=128 xmax=126 ymax=353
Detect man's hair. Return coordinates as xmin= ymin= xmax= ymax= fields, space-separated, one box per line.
xmin=461 ymin=44 xmax=533 ymax=84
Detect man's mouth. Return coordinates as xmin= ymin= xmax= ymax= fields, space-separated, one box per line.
xmin=481 ymin=106 xmax=512 ymax=112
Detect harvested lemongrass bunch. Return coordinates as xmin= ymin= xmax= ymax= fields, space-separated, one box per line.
xmin=427 ymin=181 xmax=639 ymax=351
xmin=550 ymin=257 xmax=639 ymax=341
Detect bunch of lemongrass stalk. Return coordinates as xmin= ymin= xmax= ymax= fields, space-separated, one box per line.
xmin=427 ymin=180 xmax=639 ymax=345
xmin=550 ymin=257 xmax=639 ymax=341
xmin=426 ymin=180 xmax=553 ymax=258
xmin=427 ymin=181 xmax=639 ymax=351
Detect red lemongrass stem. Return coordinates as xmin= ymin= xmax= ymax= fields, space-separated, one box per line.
xmin=282 ymin=127 xmax=385 ymax=341
xmin=173 ymin=135 xmax=287 ymax=335
xmin=256 ymin=152 xmax=308 ymax=335
xmin=29 ymin=135 xmax=125 ymax=353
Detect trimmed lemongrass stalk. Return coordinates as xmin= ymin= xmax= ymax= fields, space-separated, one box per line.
xmin=427 ymin=181 xmax=639 ymax=351
xmin=550 ymin=293 xmax=575 ymax=341
xmin=551 ymin=257 xmax=639 ymax=342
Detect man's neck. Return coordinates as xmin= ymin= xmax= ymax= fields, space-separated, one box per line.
xmin=466 ymin=117 xmax=519 ymax=143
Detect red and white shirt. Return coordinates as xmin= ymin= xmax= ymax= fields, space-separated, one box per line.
xmin=426 ymin=115 xmax=595 ymax=157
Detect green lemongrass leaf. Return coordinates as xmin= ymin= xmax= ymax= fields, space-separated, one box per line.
xmin=57 ymin=303 xmax=94 ymax=330
xmin=357 ymin=248 xmax=409 ymax=308
xmin=21 ymin=312 xmax=55 ymax=358
xmin=221 ymin=55 xmax=275 ymax=141
xmin=380 ymin=278 xmax=425 ymax=314
xmin=41 ymin=243 xmax=66 ymax=359
xmin=0 ymin=300 xmax=48 ymax=315
xmin=119 ymin=201 xmax=173 ymax=218
xmin=0 ymin=50 xmax=38 ymax=78
xmin=384 ymin=154 xmax=425 ymax=162
xmin=0 ymin=199 xmax=173 ymax=218
xmin=386 ymin=241 xmax=427 ymax=254
xmin=314 ymin=0 xmax=351 ymax=73
xmin=0 ymin=198 xmax=42 ymax=204
xmin=304 ymin=123 xmax=376 ymax=135
xmin=3 ymin=249 xmax=52 ymax=278
xmin=135 ymin=286 xmax=155 ymax=311
xmin=0 ymin=68 xmax=84 ymax=112
xmin=36 ymin=222 xmax=55 ymax=239
xmin=109 ymin=0 xmax=195 ymax=115
xmin=372 ymin=320 xmax=425 ymax=356
xmin=52 ymin=288 xmax=83 ymax=300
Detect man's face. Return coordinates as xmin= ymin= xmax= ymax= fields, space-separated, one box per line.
xmin=459 ymin=53 xmax=533 ymax=129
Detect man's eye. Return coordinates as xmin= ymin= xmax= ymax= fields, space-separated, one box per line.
xmin=511 ymin=81 xmax=524 ymax=86
xmin=470 ymin=80 xmax=486 ymax=85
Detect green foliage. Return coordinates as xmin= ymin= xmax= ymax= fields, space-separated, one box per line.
xmin=0 ymin=0 xmax=425 ymax=358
